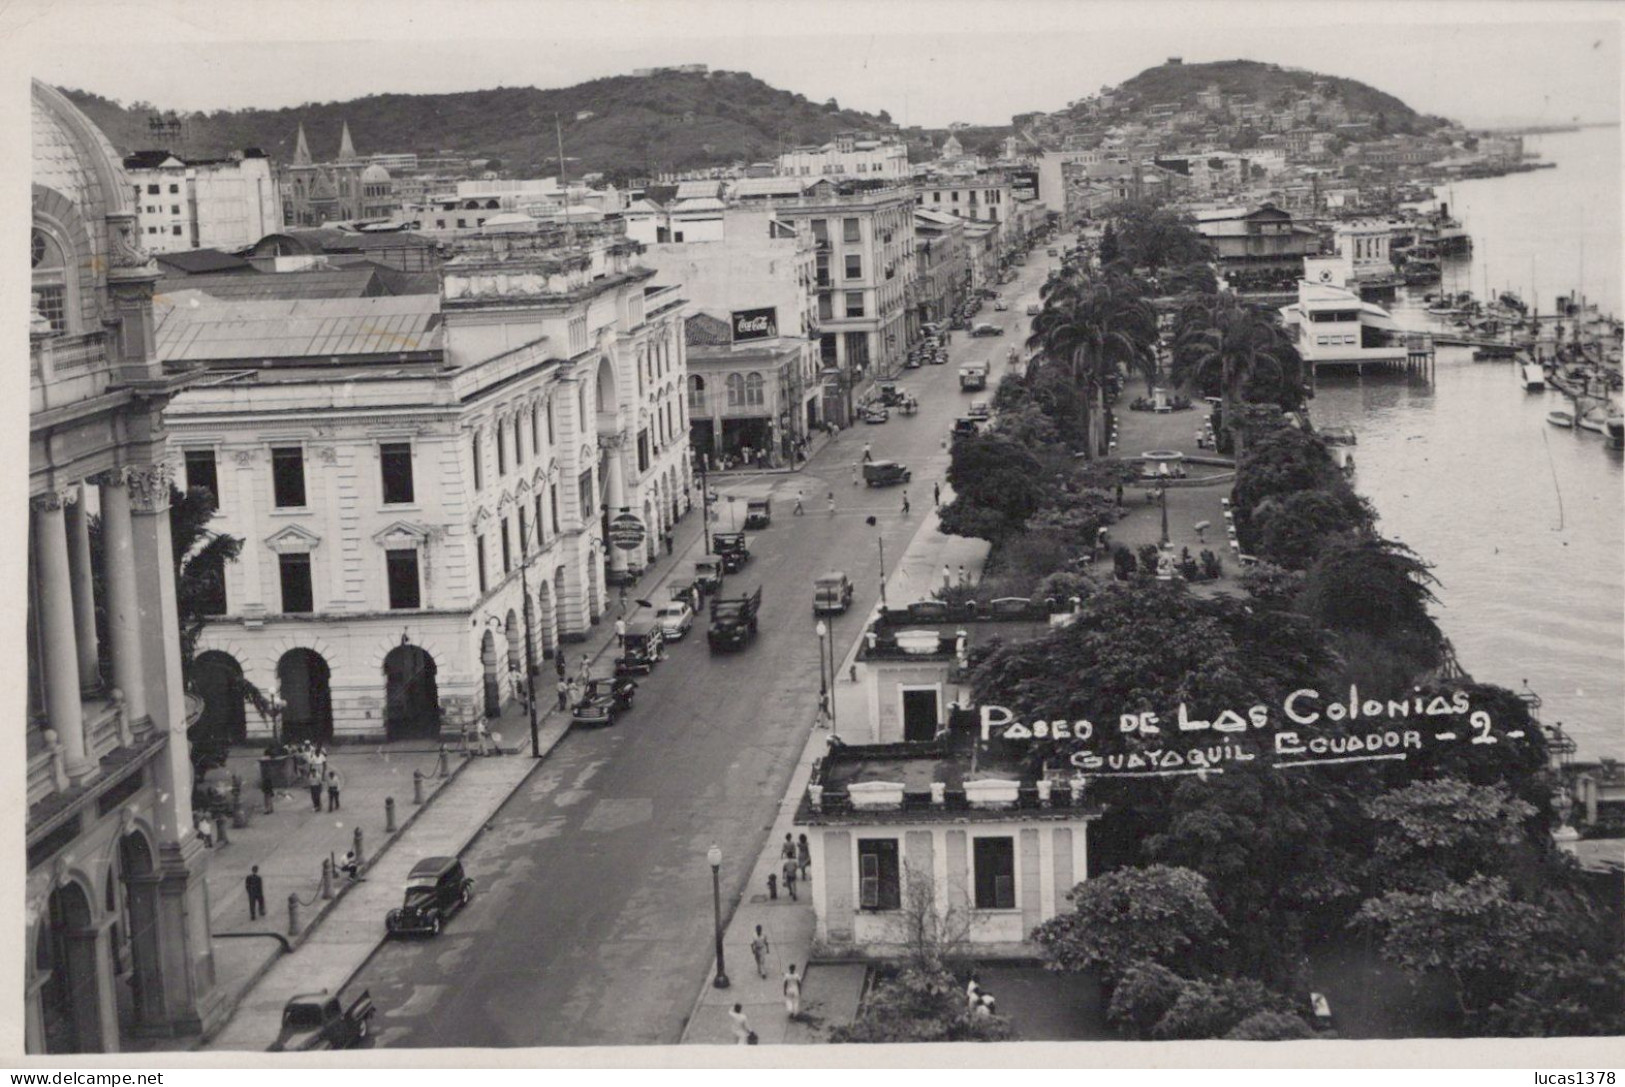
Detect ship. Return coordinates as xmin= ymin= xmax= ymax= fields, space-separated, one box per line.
xmin=1521 ymin=362 xmax=1547 ymax=389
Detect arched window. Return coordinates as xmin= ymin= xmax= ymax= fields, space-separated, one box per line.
xmin=688 ymin=375 xmax=706 ymax=413
xmin=31 ymin=227 xmax=71 ymax=336
xmin=725 ymin=373 xmax=745 ymax=407
xmin=745 ymin=372 xmax=765 ymax=407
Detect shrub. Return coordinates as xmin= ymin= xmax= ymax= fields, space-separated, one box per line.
xmin=1200 ymin=549 xmax=1223 ymax=580
xmin=1106 ymin=961 xmax=1188 ymax=1040
xmin=1138 ymin=543 xmax=1162 ymax=576
xmin=1113 ymin=545 xmax=1137 ymax=581
xmin=1151 ymin=976 xmax=1288 ymax=1040
xmin=1224 ymin=1010 xmax=1316 ymax=1041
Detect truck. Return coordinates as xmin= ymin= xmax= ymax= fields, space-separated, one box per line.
xmin=711 ymin=532 xmax=752 ymax=573
xmin=708 ymin=585 xmax=763 ymax=651
xmin=270 ymin=989 xmax=376 ymax=1051
xmin=958 ymin=361 xmax=989 ymax=391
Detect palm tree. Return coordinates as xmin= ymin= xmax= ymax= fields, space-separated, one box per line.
xmin=1026 ymin=270 xmax=1159 ymax=458
xmin=1170 ymin=296 xmax=1300 ymax=455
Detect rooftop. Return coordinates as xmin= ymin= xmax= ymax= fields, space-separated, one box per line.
xmin=154 ymin=293 xmax=443 ymax=365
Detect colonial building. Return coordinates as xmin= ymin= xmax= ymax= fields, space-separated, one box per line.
xmin=777 ymin=133 xmax=910 ymax=180
xmin=28 ymin=78 xmax=222 ymax=1053
xmin=1193 ymin=204 xmax=1322 ymax=281
xmin=159 ymin=224 xmax=689 ymax=744
xmin=279 ymin=122 xmax=400 ymax=227
xmin=124 ymin=149 xmax=280 ymax=254
xmin=912 ymin=209 xmax=969 ymax=330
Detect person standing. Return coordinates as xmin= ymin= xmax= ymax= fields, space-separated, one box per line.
xmin=901 ymin=490 xmax=911 ymax=515
xmin=942 ymin=564 xmax=953 ymax=590
xmin=578 ymin=654 xmax=592 ymax=682
xmin=614 ymin=616 xmax=627 ymax=648
xmin=933 ymin=481 xmax=941 ymax=508
xmin=196 ymin=814 xmax=215 ymax=848
xmin=325 ymin=767 xmax=342 ymax=811
xmin=851 ymin=463 xmax=859 ymax=487
xmin=750 ymin=925 xmax=772 ymax=979
xmin=782 ymin=855 xmax=798 ymax=901
xmin=862 ymin=443 xmax=873 ymax=464
xmin=780 ymin=833 xmax=796 ymax=863
xmin=783 ymin=964 xmax=803 ymax=1018
xmin=307 ymin=765 xmax=325 ymax=812
xmin=729 ymin=1003 xmax=753 ymax=1045
xmin=246 ymin=865 xmax=267 ymax=920
xmin=260 ymin=773 xmax=276 ymax=815
xmin=827 ymin=491 xmax=836 ymax=516
xmin=796 ymin=834 xmax=812 ymax=883
xmin=958 ymin=564 xmax=968 ymax=587
xmin=557 ymin=677 xmax=570 ymax=711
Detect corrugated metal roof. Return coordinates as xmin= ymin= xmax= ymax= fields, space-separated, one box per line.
xmin=156 ymin=267 xmax=381 ymax=301
xmin=156 ymin=294 xmax=443 ymax=363
xmin=674 ymin=180 xmax=723 ymax=199
xmin=730 ymin=177 xmax=811 ymax=197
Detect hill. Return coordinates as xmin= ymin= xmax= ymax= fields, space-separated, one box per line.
xmin=60 ymin=70 xmax=899 ymax=183
xmin=1107 ymin=59 xmax=1445 ymax=134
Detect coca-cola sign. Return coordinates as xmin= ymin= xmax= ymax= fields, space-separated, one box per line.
xmin=731 ymin=307 xmax=779 ymax=343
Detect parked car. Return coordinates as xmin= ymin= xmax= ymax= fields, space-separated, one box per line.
xmin=386 ymin=856 xmax=474 ymax=938
xmin=952 ymin=417 xmax=984 ymax=439
xmin=971 ymin=323 xmax=1004 ymax=337
xmin=271 ymin=990 xmax=376 ymax=1051
xmin=813 ymin=571 xmax=854 ymax=615
xmin=1047 ymin=247 xmax=1059 ymax=256
xmin=862 ymin=460 xmax=912 ymax=486
xmin=744 ymin=497 xmax=772 ymax=529
xmin=863 ymin=405 xmax=890 ymax=424
xmin=1026 ymin=303 xmax=1042 ymax=316
xmin=571 ymin=674 xmax=637 ymax=727
xmin=614 ymin=618 xmax=665 ymax=676
xmin=654 ymin=600 xmax=694 ymax=640
xmin=993 ymin=299 xmax=1009 ymax=311
xmin=968 ymin=400 xmax=992 ymax=420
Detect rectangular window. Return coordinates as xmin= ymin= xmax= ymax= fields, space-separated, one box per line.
xmin=380 ymin=442 xmax=415 ymax=505
xmin=535 ymin=494 xmax=546 ymax=545
xmin=35 ymin=285 xmax=66 ymax=333
xmin=171 ymin=205 xmax=181 ymax=215
xmin=476 ymin=534 xmax=488 ymax=594
xmin=845 ymin=331 xmax=870 ymax=370
xmin=184 ymin=449 xmax=219 ymax=508
xmin=501 ymin=518 xmax=512 ymax=574
xmin=844 ymin=292 xmax=865 ymax=318
xmin=172 ymin=225 xmax=183 ymax=235
xmin=549 ymin=483 xmax=560 ymax=537
xmin=270 ymin=446 xmax=306 ymax=508
xmin=471 ymin=432 xmax=483 ymax=492
xmin=278 ymin=553 xmax=314 ymax=614
xmin=147 ymin=184 xmax=160 ymax=195
xmin=858 ymin=839 xmax=902 ymax=910
xmin=810 ymin=219 xmax=828 ymax=244
xmin=973 ymin=837 xmax=1016 ymax=910
xmin=577 ymin=471 xmax=593 ymax=530
xmin=496 ymin=426 xmax=507 ymax=476
xmin=517 ymin=508 xmax=529 ymax=557
xmin=844 ymin=253 xmax=862 ymax=280
xmin=386 ymin=549 xmax=421 ymax=610
xmin=546 ymin=402 xmax=556 ymax=445
xmin=169 ymin=183 xmax=179 ymax=194
xmin=530 ymin=405 xmax=540 ymax=454
xmin=842 ymin=218 xmax=860 ymax=243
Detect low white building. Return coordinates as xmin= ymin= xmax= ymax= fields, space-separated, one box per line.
xmin=161 ymin=227 xmax=690 ymax=744
xmin=1281 ymin=275 xmax=1413 ymax=371
xmin=777 ymin=134 xmax=910 ymax=180
xmin=124 ymin=150 xmax=280 ymax=253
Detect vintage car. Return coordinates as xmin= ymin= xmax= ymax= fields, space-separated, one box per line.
xmin=712 ymin=532 xmax=752 ymax=573
xmin=654 ymin=600 xmax=694 ymax=640
xmin=744 ymin=497 xmax=772 ymax=529
xmin=952 ymin=417 xmax=984 ymax=439
xmin=1026 ymin=302 xmax=1042 ymax=316
xmin=691 ymin=555 xmax=725 ymax=594
xmin=813 ymin=571 xmax=854 ymax=615
xmin=863 ymin=405 xmax=890 ymax=424
xmin=993 ymin=299 xmax=1009 ymax=311
xmin=967 ymin=400 xmax=992 ymax=421
xmin=571 ymin=674 xmax=637 ymax=727
xmin=1047 ymin=247 xmax=1059 ymax=256
xmin=385 ymin=856 xmax=474 ymax=938
xmin=270 ymin=990 xmax=376 ymax=1051
xmin=971 ymin=322 xmax=1004 ymax=337
xmin=862 ymin=460 xmax=912 ymax=487
xmin=876 ymin=382 xmax=905 ymax=407
xmin=614 ymin=618 xmax=665 ymax=676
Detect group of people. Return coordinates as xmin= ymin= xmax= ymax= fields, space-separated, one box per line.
xmin=727 ymin=919 xmax=809 ymax=1044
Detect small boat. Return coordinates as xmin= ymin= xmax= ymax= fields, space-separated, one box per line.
xmin=1547 ymin=409 xmax=1575 ymax=428
xmin=1521 ymin=363 xmax=1546 ymax=390
xmin=1606 ymin=414 xmax=1624 ymax=450
xmin=1474 ymin=344 xmax=1518 ymax=361
xmin=1577 ymin=405 xmax=1611 ymax=434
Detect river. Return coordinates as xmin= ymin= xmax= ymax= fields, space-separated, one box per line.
xmin=1309 ymin=125 xmax=1623 ymax=761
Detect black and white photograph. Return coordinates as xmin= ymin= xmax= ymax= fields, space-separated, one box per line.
xmin=7 ymin=0 xmax=1623 ymax=1071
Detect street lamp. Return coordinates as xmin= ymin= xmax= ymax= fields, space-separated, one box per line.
xmin=1158 ymin=486 xmax=1170 ymax=548
xmin=707 ymin=843 xmax=729 ymax=989
xmin=877 ymin=535 xmax=888 ymax=609
xmin=698 ymin=463 xmax=713 ymax=555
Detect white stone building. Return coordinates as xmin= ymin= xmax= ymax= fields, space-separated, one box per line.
xmin=124 ymin=150 xmax=280 ymax=254
xmin=777 ymin=133 xmax=910 ymax=180
xmin=160 ymin=225 xmax=689 ymax=744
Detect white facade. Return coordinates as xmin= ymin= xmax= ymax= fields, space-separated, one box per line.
xmin=162 ymin=233 xmax=690 ymax=742
xmin=128 ymin=154 xmax=279 ymax=253
xmin=1281 ymin=278 xmax=1409 ymax=369
xmin=777 ymin=136 xmax=910 ymax=179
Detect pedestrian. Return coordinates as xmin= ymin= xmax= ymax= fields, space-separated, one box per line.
xmin=816 ymin=690 xmax=831 ymax=729
xmin=958 ymin=564 xmax=967 ymax=587
xmin=339 ymin=850 xmax=360 ymax=880
xmin=578 ymin=653 xmax=591 ymax=682
xmin=260 ymin=773 xmax=275 ymax=815
xmin=942 ymin=564 xmax=952 ymax=589
xmin=797 ymin=833 xmax=812 ymax=883
xmin=310 ymin=745 xmax=328 ymax=784
xmin=614 ymin=616 xmax=627 ymax=648
xmin=307 ymin=765 xmax=325 ymax=811
xmin=475 ymin=717 xmax=491 ymax=757
xmin=246 ymin=865 xmax=267 ymax=920
xmin=781 ymin=833 xmax=796 ymax=862
xmin=782 ymin=855 xmax=798 ymax=901
xmin=901 ymin=490 xmax=911 ymax=515
xmin=557 ymin=677 xmax=570 ymax=710
xmin=766 ymin=872 xmax=778 ymax=900
xmin=783 ymin=964 xmax=803 ymax=1018
xmin=750 ymin=925 xmax=772 ymax=979
xmin=196 ymin=814 xmax=215 ymax=849
xmin=827 ymin=491 xmax=836 ymax=516
xmin=851 ymin=463 xmax=859 ymax=486
xmin=862 ymin=442 xmax=873 ymax=464
xmin=729 ymin=1003 xmax=753 ymax=1045
xmin=933 ymin=481 xmax=941 ymax=508
xmin=567 ymin=678 xmax=581 ymax=708
xmin=325 ymin=767 xmax=342 ymax=811
xmin=794 ymin=490 xmax=804 ymax=516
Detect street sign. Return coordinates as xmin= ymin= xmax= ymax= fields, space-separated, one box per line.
xmin=608 ymin=513 xmax=646 ymax=552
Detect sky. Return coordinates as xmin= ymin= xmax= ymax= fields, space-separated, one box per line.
xmin=7 ymin=0 xmax=1620 ymax=131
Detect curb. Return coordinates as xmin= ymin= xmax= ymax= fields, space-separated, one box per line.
xmin=193 ymin=750 xmax=478 ymax=1049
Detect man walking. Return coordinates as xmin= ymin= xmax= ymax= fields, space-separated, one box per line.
xmin=902 ymin=490 xmax=911 ymax=515
xmin=783 ymin=964 xmax=803 ymax=1019
xmin=246 ymin=865 xmax=267 ymax=920
xmin=308 ymin=765 xmax=325 ymax=812
xmin=260 ymin=773 xmax=275 ymax=815
xmin=729 ymin=1003 xmax=753 ymax=1045
xmin=942 ymin=564 xmax=953 ymax=590
xmin=782 ymin=854 xmax=799 ymax=901
xmin=933 ymin=481 xmax=941 ymax=508
xmin=750 ymin=924 xmax=772 ymax=979
xmin=862 ymin=442 xmax=873 ymax=464
xmin=325 ymin=767 xmax=342 ymax=811
xmin=614 ymin=616 xmax=627 ymax=648
xmin=557 ymin=676 xmax=571 ymax=711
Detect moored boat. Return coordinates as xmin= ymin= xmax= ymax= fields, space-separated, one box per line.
xmin=1547 ymin=409 xmax=1575 ymax=428
xmin=1521 ymin=362 xmax=1546 ymax=390
xmin=1605 ymin=414 xmax=1624 ymax=451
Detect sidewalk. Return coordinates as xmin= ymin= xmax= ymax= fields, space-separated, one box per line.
xmin=198 ymin=507 xmax=715 ymax=1051
xmin=680 ymin=501 xmax=990 ymax=1046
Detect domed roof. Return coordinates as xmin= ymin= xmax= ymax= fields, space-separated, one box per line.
xmin=32 ymin=79 xmax=132 ymax=221
xmin=361 ymin=163 xmax=392 ymax=182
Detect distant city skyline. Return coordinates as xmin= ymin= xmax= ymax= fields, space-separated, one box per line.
xmin=14 ymin=1 xmax=1621 ymax=134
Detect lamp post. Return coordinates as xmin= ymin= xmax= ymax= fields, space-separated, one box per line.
xmin=707 ymin=843 xmax=729 ymax=989
xmin=1158 ymin=485 xmax=1170 ymax=548
xmin=266 ymin=693 xmax=285 ymax=750
xmin=877 ymin=535 xmax=888 ymax=609
xmin=698 ymin=464 xmax=712 ymax=555
xmin=816 ymin=618 xmax=839 ymax=738
xmin=517 ymin=549 xmax=541 ymax=759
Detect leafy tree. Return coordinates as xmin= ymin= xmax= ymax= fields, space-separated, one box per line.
xmin=1098 ymin=223 xmax=1120 ymax=265
xmin=1106 ymin=960 xmax=1187 ymax=1039
xmin=1151 ymin=976 xmax=1293 ymax=1040
xmin=1474 ymin=952 xmax=1625 ymax=1036
xmin=1361 ymin=778 xmax=1537 ymax=895
xmin=1170 ymin=295 xmax=1301 ymax=454
xmin=1352 ymin=874 xmax=1558 ymax=1018
xmin=830 ymin=965 xmax=1016 ymax=1043
xmin=1301 ymin=536 xmax=1442 ymax=665
xmin=1251 ymin=488 xmax=1372 ymax=569
xmin=167 ymin=484 xmax=243 ymax=678
xmin=1225 ymin=1010 xmax=1316 ymax=1040
xmin=940 ymin=435 xmax=1046 ymax=542
xmin=1237 ymin=559 xmax=1305 ymax=609
xmin=1033 ymin=866 xmax=1224 ymax=982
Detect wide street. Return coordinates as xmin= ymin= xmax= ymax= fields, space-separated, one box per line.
xmin=346 ymin=252 xmax=1058 ymax=1048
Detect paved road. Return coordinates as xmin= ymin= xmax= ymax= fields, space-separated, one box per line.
xmin=347 ymin=252 xmax=1061 ymax=1049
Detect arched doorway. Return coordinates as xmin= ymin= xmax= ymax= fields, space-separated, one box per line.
xmin=585 ymin=554 xmax=601 ymax=624
xmin=115 ymin=832 xmax=162 ymax=1039
xmin=553 ymin=567 xmax=569 ymax=640
xmin=383 ymin=645 xmax=440 ymax=740
xmin=504 ymin=610 xmax=521 ymax=674
xmin=38 ymin=880 xmax=102 ymax=1053
xmin=276 ymin=649 xmax=333 ymax=745
xmin=480 ymin=630 xmax=500 ymax=718
xmin=192 ymin=650 xmax=247 ymax=748
xmin=536 ymin=580 xmax=556 ymax=660
xmin=643 ymin=498 xmax=657 ymax=567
